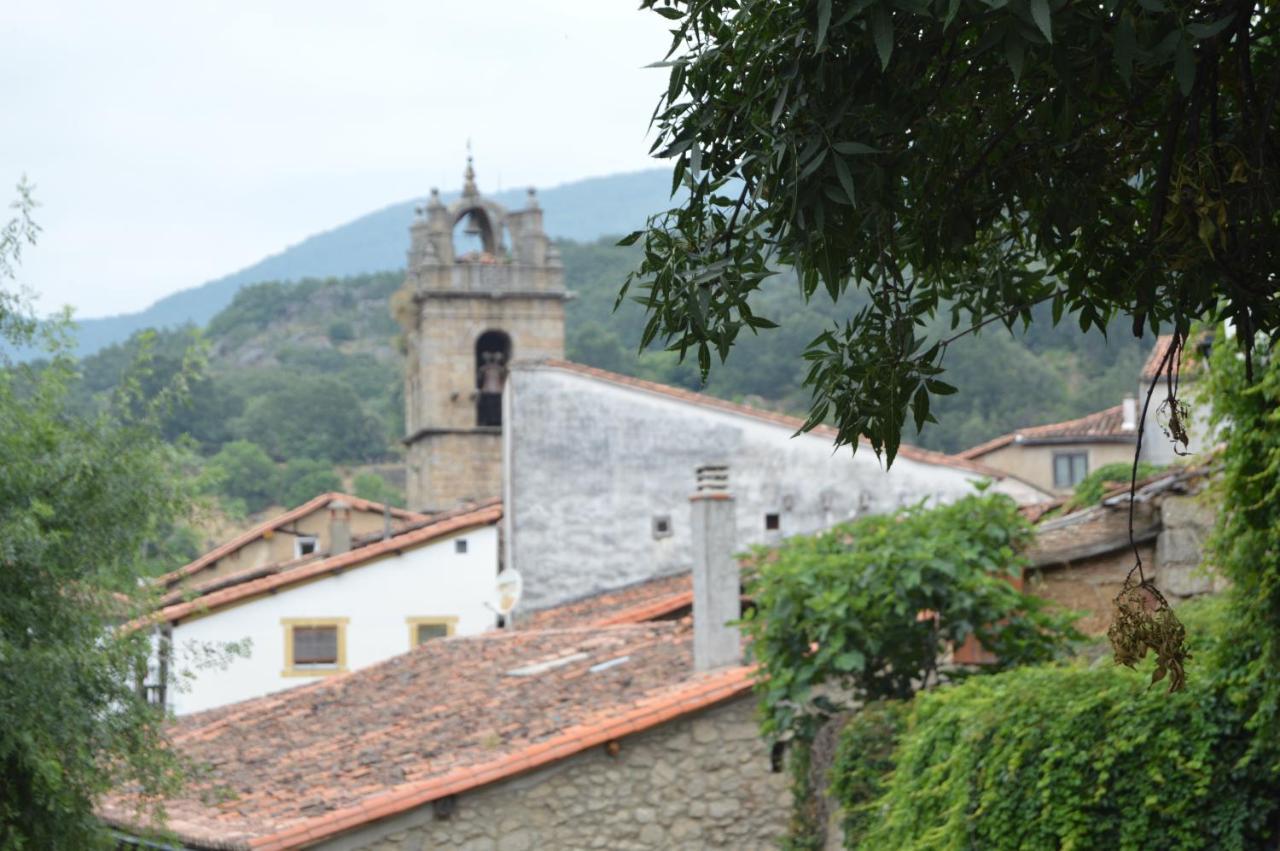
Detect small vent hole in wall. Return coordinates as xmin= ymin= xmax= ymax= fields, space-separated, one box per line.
xmin=765 ymin=513 xmax=780 ymax=531
xmin=455 ymin=539 xmax=468 ymax=554
xmin=652 ymin=515 xmax=672 ymax=539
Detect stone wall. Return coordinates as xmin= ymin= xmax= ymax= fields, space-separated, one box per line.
xmin=321 ymin=696 xmax=789 ymax=851
xmin=407 ymin=431 xmax=503 ymax=513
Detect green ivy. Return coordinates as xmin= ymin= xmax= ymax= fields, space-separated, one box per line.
xmin=833 ymin=597 xmax=1279 ymax=850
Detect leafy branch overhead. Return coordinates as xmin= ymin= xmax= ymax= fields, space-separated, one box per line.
xmin=626 ymin=0 xmax=1278 ymax=462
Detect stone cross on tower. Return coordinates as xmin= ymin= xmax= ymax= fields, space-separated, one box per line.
xmin=394 ymin=157 xmax=567 ymax=512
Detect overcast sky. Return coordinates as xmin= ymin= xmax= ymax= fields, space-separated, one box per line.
xmin=2 ymin=2 xmax=672 ymax=318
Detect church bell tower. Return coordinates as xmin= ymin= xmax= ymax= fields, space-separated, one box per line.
xmin=395 ymin=157 xmax=567 ymax=512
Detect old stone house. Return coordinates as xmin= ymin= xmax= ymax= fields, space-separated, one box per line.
xmin=139 ymin=501 xmax=502 ymax=715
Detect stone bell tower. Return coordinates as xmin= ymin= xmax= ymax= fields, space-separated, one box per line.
xmin=395 ymin=157 xmax=567 ymax=512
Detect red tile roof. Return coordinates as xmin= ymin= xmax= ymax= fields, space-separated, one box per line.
xmin=139 ymin=502 xmax=502 ymax=628
xmin=518 ymin=573 xmax=694 ymax=630
xmin=535 ymin=360 xmax=1013 ymax=479
xmin=160 ymin=493 xmax=429 ymax=589
xmin=1141 ymin=334 xmax=1177 ymax=381
xmin=958 ymin=404 xmax=1135 ymax=460
xmin=98 ymin=621 xmax=753 ymax=850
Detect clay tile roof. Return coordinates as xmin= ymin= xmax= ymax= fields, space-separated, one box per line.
xmin=518 ymin=573 xmax=694 ymax=630
xmin=98 ymin=622 xmax=753 ymax=850
xmin=140 ymin=502 xmax=502 ymax=628
xmin=531 ymin=359 xmax=1008 ymax=478
xmin=958 ymin=404 xmax=1135 ymax=460
xmin=159 ymin=493 xmax=430 ymax=589
xmin=1140 ymin=334 xmax=1177 ymax=381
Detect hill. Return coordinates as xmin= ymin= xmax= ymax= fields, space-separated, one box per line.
xmin=60 ymin=169 xmax=676 ymax=358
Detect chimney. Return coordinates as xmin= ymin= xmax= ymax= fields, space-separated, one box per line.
xmin=690 ymin=464 xmax=740 ymax=671
xmin=1121 ymin=394 xmax=1138 ymax=432
xmin=329 ymin=499 xmax=352 ymax=555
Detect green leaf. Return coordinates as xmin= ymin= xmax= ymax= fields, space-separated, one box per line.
xmin=872 ymin=8 xmax=894 ymax=70
xmin=833 ymin=141 xmax=880 ymax=155
xmin=1187 ymin=15 xmax=1234 ymax=39
xmin=925 ymin=379 xmax=957 ymax=395
xmin=616 ymin=231 xmax=643 ymax=247
xmin=834 ymin=155 xmax=858 ymax=208
xmin=1030 ymin=0 xmax=1052 ymax=44
xmin=653 ymin=6 xmax=683 ymax=20
xmin=1113 ymin=17 xmax=1136 ymax=85
xmin=1175 ymin=38 xmax=1195 ymax=96
xmin=1005 ymin=30 xmax=1025 ymax=81
xmin=817 ymin=0 xmax=832 ymax=49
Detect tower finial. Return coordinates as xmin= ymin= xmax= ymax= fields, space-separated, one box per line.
xmin=463 ymin=140 xmax=478 ymax=197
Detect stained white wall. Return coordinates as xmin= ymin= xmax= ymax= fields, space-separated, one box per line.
xmin=504 ymin=365 xmax=1046 ymax=612
xmin=164 ymin=525 xmax=498 ymax=716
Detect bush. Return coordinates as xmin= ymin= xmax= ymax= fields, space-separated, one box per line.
xmin=231 ymin=376 xmax=388 ymax=464
xmin=352 ymin=471 xmax=403 ymax=508
xmin=1063 ymin=460 xmax=1164 ymax=512
xmin=833 ymin=596 xmax=1280 ymax=850
xmin=327 ymin=320 xmax=355 ymax=344
xmin=204 ymin=440 xmax=278 ymax=513
xmin=278 ymin=459 xmax=342 ymax=509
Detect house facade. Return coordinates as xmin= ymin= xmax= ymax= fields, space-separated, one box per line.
xmin=502 ymin=360 xmax=1049 ymax=612
xmin=143 ymin=502 xmax=502 ymax=716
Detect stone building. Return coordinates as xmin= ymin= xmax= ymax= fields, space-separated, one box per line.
xmin=395 ymin=158 xmax=567 ymax=512
xmin=502 ymin=359 xmax=1050 ymax=612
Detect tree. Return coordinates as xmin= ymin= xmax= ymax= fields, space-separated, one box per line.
xmin=352 ymin=471 xmax=404 ymax=508
xmin=231 ymin=375 xmax=387 ymax=464
xmin=277 ymin=458 xmax=342 ymax=509
xmin=628 ymin=0 xmax=1278 ymax=462
xmin=204 ymin=440 xmax=279 ymax=513
xmin=0 ymin=183 xmax=183 ymax=847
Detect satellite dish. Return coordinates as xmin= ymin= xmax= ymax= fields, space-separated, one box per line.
xmin=495 ymin=569 xmax=523 ymax=617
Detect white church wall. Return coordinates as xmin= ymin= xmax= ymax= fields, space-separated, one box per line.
xmin=504 ymin=364 xmax=1032 ymax=613
xmin=165 ymin=525 xmax=498 ymax=716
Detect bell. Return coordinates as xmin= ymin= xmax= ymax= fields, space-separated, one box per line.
xmin=463 ymin=212 xmax=481 ymax=237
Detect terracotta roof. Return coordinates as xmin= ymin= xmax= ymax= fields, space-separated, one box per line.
xmin=1140 ymin=332 xmax=1211 ymax=382
xmin=532 ymin=360 xmax=1009 ymax=478
xmin=518 ymin=573 xmax=694 ymax=630
xmin=141 ymin=502 xmax=502 ymax=627
xmin=99 ymin=621 xmax=753 ymax=850
xmin=1140 ymin=334 xmax=1177 ymax=381
xmin=160 ymin=494 xmax=429 ymax=589
xmin=958 ymin=404 xmax=1135 ymax=460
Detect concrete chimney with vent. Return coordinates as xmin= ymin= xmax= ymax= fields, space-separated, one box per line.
xmin=329 ymin=499 xmax=352 ymax=555
xmin=1121 ymin=393 xmax=1138 ymax=432
xmin=690 ymin=464 xmax=741 ymax=671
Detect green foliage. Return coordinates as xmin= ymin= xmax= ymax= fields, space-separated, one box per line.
xmin=1064 ymin=460 xmax=1164 ymax=512
xmin=1204 ymin=330 xmax=1280 ymax=748
xmin=631 ymin=0 xmax=1278 ymax=463
xmin=352 ymin=471 xmax=404 ymax=508
xmin=828 ymin=701 xmax=908 ymax=847
xmin=278 ymin=459 xmax=342 ymax=509
xmin=741 ymin=489 xmax=1079 ymax=742
xmin=327 ymin=319 xmax=355 ymax=344
xmin=0 ymin=189 xmax=182 ymax=847
xmin=835 ymin=596 xmax=1280 ymax=850
xmin=232 ymin=375 xmax=388 ymax=464
xmin=204 ymin=440 xmax=279 ymax=513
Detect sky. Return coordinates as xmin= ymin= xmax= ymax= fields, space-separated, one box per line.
xmin=1 ymin=2 xmax=673 ymax=319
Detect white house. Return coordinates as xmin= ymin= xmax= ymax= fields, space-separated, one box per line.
xmin=501 ymin=360 xmax=1049 ymax=612
xmin=141 ymin=500 xmax=502 ymax=716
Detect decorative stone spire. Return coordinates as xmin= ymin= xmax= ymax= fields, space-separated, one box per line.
xmin=462 ymin=151 xmax=478 ymax=198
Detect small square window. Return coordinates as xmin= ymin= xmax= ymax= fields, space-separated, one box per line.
xmin=282 ymin=618 xmax=347 ymax=676
xmin=765 ymin=513 xmax=781 ymax=531
xmin=1053 ymin=452 xmax=1089 ymax=489
xmin=455 ymin=538 xmax=468 ymax=554
xmin=295 ymin=536 xmax=319 ymax=558
xmin=408 ymin=617 xmax=457 ymax=648
xmin=652 ymin=515 xmax=672 ymax=539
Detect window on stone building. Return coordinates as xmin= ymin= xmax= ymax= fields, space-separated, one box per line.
xmin=765 ymin=513 xmax=781 ymax=531
xmin=282 ymin=618 xmax=347 ymax=676
xmin=652 ymin=515 xmax=672 ymax=539
xmin=408 ymin=617 xmax=457 ymax=648
xmin=295 ymin=535 xmax=319 ymax=558
xmin=1053 ymin=452 xmax=1089 ymax=489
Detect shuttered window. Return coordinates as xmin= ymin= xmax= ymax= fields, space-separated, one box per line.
xmin=293 ymin=626 xmax=338 ymax=665
xmin=416 ymin=623 xmax=449 ymax=644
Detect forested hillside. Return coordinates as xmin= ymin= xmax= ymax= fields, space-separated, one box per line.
xmin=64 ymin=233 xmax=1151 ymax=544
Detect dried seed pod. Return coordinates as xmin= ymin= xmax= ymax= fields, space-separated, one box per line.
xmin=1107 ymin=577 xmax=1190 ymax=693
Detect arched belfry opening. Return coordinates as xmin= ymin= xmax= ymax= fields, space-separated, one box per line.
xmin=453 ymin=206 xmax=497 ymax=259
xmin=475 ymin=330 xmax=512 ymax=427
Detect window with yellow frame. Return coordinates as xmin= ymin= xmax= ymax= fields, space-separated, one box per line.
xmin=281 ymin=617 xmax=348 ymax=677
xmin=407 ymin=616 xmax=457 ymax=649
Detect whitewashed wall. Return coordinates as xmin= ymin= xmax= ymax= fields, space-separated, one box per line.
xmin=165 ymin=525 xmax=499 ymax=716
xmin=504 ymin=365 xmax=1044 ymax=612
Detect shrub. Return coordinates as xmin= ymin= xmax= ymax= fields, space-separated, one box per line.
xmin=278 ymin=459 xmax=342 ymax=509
xmin=1063 ymin=460 xmax=1163 ymax=512
xmin=204 ymin=440 xmax=278 ymax=513
xmin=834 ymin=596 xmax=1280 ymax=850
xmin=352 ymin=471 xmax=403 ymax=508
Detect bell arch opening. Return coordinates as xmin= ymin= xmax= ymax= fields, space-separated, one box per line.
xmin=475 ymin=330 xmax=512 ymax=427
xmin=453 ymin=206 xmax=498 ymax=260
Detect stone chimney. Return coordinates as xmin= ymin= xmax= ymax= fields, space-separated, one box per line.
xmin=1121 ymin=394 xmax=1138 ymax=432
xmin=329 ymin=499 xmax=352 ymax=555
xmin=690 ymin=464 xmax=741 ymax=672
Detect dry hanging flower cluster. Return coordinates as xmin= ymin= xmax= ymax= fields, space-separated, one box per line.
xmin=1108 ymin=577 xmax=1190 ymax=693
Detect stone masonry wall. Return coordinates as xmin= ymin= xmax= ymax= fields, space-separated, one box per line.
xmin=321 ymin=696 xmax=789 ymax=851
